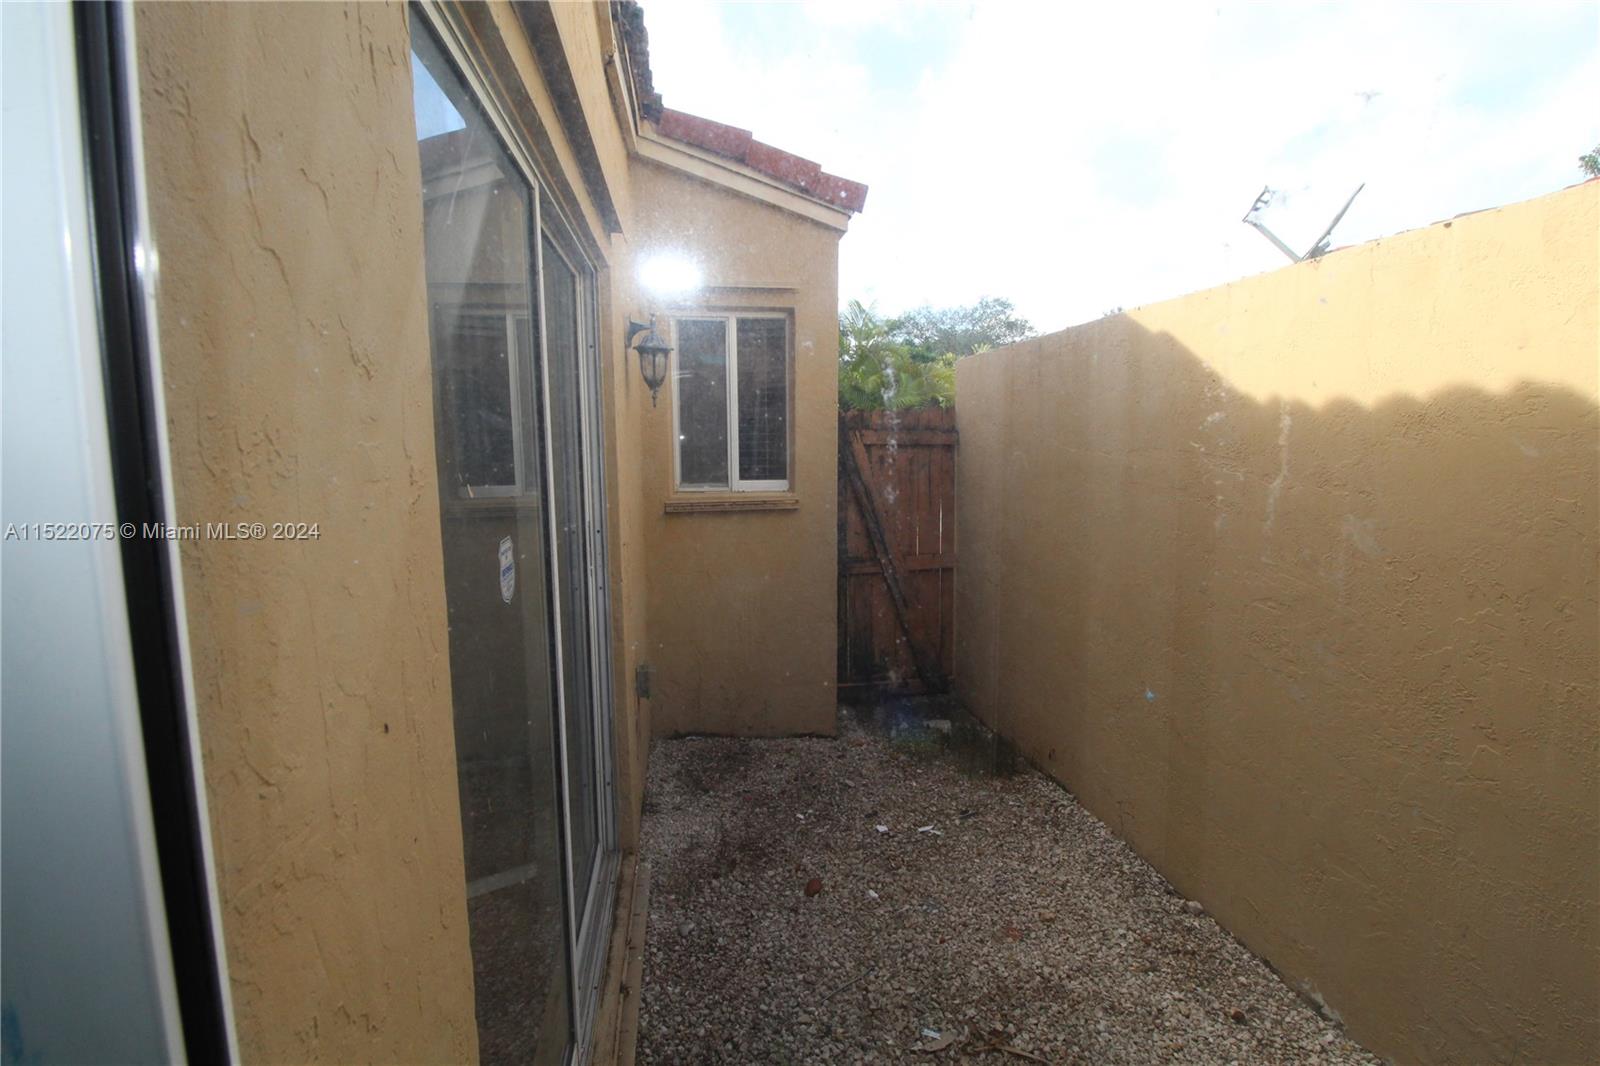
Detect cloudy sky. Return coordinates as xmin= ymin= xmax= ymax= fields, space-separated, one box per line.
xmin=644 ymin=0 xmax=1598 ymax=333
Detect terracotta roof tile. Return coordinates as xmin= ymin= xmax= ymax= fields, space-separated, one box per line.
xmin=653 ymin=106 xmax=868 ymax=215
xmin=746 ymin=141 xmax=823 ymax=192
xmin=616 ymin=4 xmax=867 ymax=215
xmin=657 ymin=109 xmax=753 ymax=161
xmin=813 ymin=173 xmax=869 ymax=214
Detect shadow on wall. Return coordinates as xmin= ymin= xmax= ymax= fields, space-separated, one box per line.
xmin=955 ymin=304 xmax=1599 ymax=1066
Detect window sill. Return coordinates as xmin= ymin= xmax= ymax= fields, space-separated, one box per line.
xmin=664 ymin=493 xmax=799 ymax=515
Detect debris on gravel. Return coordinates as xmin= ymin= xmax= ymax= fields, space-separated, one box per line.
xmin=637 ymin=716 xmax=1380 ymax=1065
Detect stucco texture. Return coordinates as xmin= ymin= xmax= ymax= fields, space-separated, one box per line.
xmin=955 ymin=182 xmax=1599 ymax=1065
xmin=631 ymin=160 xmax=843 ymax=737
xmin=136 ymin=3 xmax=477 ymax=1060
xmin=602 ymin=237 xmax=655 ymax=846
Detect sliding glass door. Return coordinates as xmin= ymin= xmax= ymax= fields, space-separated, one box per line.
xmin=412 ymin=24 xmax=570 ymax=1064
xmin=410 ymin=12 xmax=615 ymax=1063
xmin=539 ymin=231 xmax=616 ymax=1026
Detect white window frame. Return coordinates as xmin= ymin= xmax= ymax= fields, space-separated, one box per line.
xmin=670 ymin=311 xmax=792 ymax=493
xmin=437 ymin=309 xmax=529 ymax=499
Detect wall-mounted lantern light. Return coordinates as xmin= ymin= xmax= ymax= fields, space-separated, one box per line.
xmin=627 ymin=316 xmax=672 ymax=407
xmin=632 ymin=253 xmax=700 ymax=409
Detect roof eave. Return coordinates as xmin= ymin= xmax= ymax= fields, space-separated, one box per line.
xmin=635 ymin=125 xmax=856 ymax=232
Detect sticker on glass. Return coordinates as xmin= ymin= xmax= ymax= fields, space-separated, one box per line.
xmin=498 ymin=536 xmax=515 ymax=603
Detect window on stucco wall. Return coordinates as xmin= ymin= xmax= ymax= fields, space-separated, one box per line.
xmin=672 ymin=313 xmax=791 ymax=492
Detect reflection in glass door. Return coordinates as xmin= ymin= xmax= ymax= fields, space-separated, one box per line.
xmin=538 ymin=212 xmax=618 ymax=1051
xmin=541 ymin=236 xmax=602 ymax=928
xmin=411 ymin=10 xmax=618 ymax=1063
xmin=412 ymin=23 xmax=569 ymax=1065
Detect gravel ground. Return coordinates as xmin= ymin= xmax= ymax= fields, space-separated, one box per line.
xmin=637 ymin=713 xmax=1382 ymax=1065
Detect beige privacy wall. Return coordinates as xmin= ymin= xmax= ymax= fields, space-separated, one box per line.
xmin=137 ymin=4 xmax=477 ymax=1060
xmin=956 ymin=182 xmax=1599 ymax=1065
xmin=632 ymin=161 xmax=843 ymax=737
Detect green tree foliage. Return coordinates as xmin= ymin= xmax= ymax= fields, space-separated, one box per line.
xmin=894 ymin=296 xmax=1035 ymax=361
xmin=837 ymin=297 xmax=1035 ymax=411
xmin=837 ymin=300 xmax=954 ymax=410
xmin=1581 ymin=143 xmax=1600 ymax=178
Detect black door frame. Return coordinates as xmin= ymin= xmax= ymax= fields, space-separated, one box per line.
xmin=73 ymin=5 xmax=233 ymax=1060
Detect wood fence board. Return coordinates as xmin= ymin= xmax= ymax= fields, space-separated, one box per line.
xmin=837 ymin=409 xmax=957 ymax=692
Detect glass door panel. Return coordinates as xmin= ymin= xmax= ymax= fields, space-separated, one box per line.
xmin=540 ymin=236 xmax=601 ymax=918
xmin=411 ymin=21 xmax=569 ymax=1065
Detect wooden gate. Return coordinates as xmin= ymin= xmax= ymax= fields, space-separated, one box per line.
xmin=838 ymin=408 xmax=957 ymax=696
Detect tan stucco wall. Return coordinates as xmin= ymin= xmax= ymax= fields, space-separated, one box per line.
xmin=955 ymin=181 xmax=1600 ymax=1065
xmin=602 ymin=240 xmax=655 ymax=844
xmin=135 ymin=3 xmax=477 ymax=1060
xmin=543 ymin=0 xmax=635 ymax=227
xmin=630 ymin=160 xmax=843 ymax=737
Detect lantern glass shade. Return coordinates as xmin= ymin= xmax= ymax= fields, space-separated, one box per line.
xmin=635 ymin=329 xmax=671 ymax=406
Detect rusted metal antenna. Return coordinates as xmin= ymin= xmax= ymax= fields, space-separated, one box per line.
xmin=1243 ymin=183 xmax=1365 ymax=262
